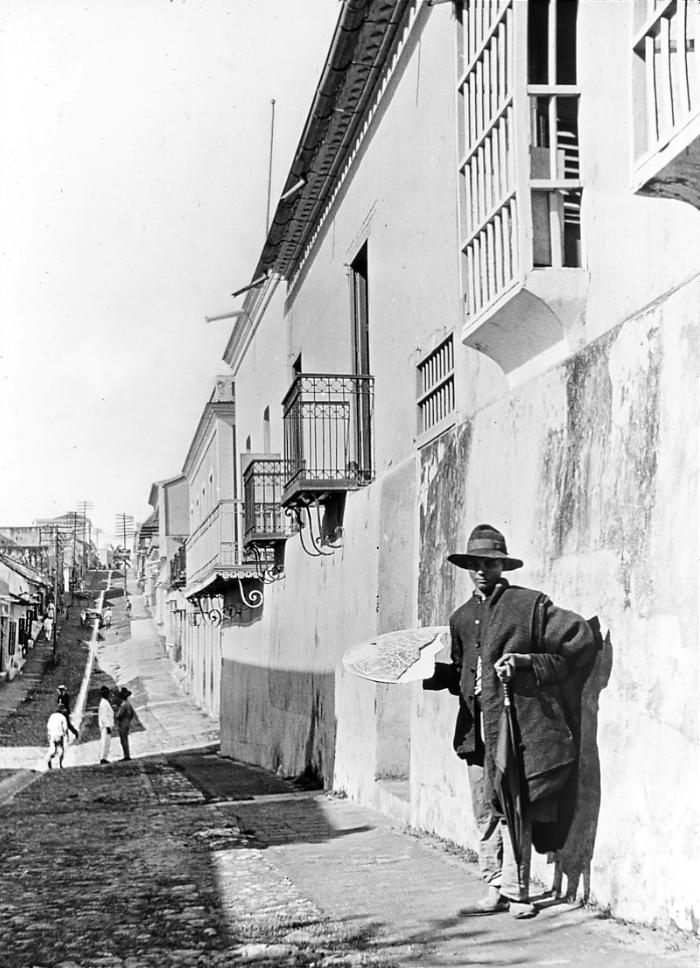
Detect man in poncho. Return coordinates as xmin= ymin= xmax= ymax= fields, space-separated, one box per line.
xmin=424 ymin=524 xmax=596 ymax=918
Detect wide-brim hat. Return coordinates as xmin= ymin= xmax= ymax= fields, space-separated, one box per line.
xmin=448 ymin=524 xmax=523 ymax=571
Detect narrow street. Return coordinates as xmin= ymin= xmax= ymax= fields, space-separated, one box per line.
xmin=0 ymin=576 xmax=696 ymax=968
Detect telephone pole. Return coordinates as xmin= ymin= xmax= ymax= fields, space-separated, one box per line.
xmin=53 ymin=527 xmax=60 ymax=656
xmin=114 ymin=513 xmax=135 ymax=596
xmin=77 ymin=499 xmax=93 ymax=578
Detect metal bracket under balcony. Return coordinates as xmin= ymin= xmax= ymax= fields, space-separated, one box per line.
xmin=281 ymin=373 xmax=374 ymax=508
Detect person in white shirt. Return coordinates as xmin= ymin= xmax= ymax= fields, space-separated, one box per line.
xmin=47 ymin=705 xmax=69 ymax=769
xmin=98 ymin=686 xmax=115 ymax=765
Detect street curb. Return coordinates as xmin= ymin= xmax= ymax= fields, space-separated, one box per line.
xmin=69 ymin=576 xmax=110 ymax=747
xmin=0 ymin=769 xmax=39 ymax=805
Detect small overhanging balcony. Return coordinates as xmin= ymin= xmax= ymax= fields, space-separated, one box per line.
xmin=281 ymin=373 xmax=375 ymax=508
xmin=631 ymin=0 xmax=700 ymax=209
xmin=241 ymin=455 xmax=290 ymax=580
xmin=242 ymin=456 xmax=289 ymax=548
xmin=184 ymin=499 xmax=257 ymax=599
xmin=456 ymin=0 xmax=588 ymax=376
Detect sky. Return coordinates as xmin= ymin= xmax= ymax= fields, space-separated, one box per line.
xmin=0 ymin=0 xmax=339 ymax=543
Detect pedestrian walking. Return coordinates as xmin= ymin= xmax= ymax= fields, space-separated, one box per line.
xmin=424 ymin=524 xmax=596 ymax=919
xmin=125 ymin=598 xmax=132 ymax=618
xmin=56 ymin=685 xmax=79 ymax=739
xmin=98 ymin=685 xmax=115 ymax=764
xmin=115 ymin=687 xmax=135 ymax=761
xmin=46 ymin=704 xmax=69 ymax=769
xmin=103 ymin=605 xmax=112 ymax=628
xmin=43 ymin=616 xmax=53 ymax=641
xmin=80 ymin=608 xmax=87 ymax=627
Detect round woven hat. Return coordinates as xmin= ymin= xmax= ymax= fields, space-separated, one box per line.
xmin=447 ymin=524 xmax=523 ymax=571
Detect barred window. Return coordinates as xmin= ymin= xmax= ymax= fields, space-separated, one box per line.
xmin=456 ymin=0 xmax=582 ymax=327
xmin=417 ymin=336 xmax=455 ymax=439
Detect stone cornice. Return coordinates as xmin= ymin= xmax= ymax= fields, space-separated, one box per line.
xmin=182 ymin=401 xmax=236 ymax=480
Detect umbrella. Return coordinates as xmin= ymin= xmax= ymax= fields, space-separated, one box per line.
xmin=493 ymin=682 xmax=525 ymax=866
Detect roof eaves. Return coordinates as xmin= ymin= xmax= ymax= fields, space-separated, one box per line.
xmin=252 ymin=0 xmax=412 ymax=283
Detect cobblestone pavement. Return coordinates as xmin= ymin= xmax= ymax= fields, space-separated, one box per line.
xmin=2 ymin=756 xmax=697 ymax=968
xmin=0 ymin=759 xmax=393 ymax=968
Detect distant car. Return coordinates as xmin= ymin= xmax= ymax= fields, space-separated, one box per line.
xmin=85 ymin=607 xmax=104 ymax=628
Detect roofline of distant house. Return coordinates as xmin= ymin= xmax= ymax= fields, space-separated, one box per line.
xmin=148 ymin=475 xmax=187 ymax=510
xmin=0 ymin=550 xmax=49 ymax=586
xmin=181 ymin=393 xmax=236 ymax=481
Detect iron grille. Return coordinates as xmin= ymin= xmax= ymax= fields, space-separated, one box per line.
xmin=282 ymin=373 xmax=374 ymax=506
xmin=243 ymin=458 xmax=289 ymax=547
xmin=417 ymin=336 xmax=455 ymax=436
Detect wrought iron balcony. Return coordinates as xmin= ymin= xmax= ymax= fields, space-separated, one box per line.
xmin=242 ymin=457 xmax=289 ymax=548
xmin=281 ymin=373 xmax=374 ymax=507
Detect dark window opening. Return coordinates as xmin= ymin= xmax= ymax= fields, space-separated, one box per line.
xmin=350 ymin=243 xmax=372 ymax=479
xmin=528 ymin=0 xmax=549 ymax=84
xmin=556 ymin=0 xmax=577 ymax=85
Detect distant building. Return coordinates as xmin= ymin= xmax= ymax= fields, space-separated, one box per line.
xmin=0 ymin=552 xmax=49 ymax=679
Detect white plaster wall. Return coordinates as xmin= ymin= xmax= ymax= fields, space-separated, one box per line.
xmin=576 ymin=0 xmax=700 ymax=347
xmin=221 ymin=12 xmax=459 ymax=790
xmin=285 ymin=10 xmax=462 ymax=471
xmin=220 ymin=482 xmax=382 ymax=792
xmin=411 ymin=281 xmax=700 ymax=931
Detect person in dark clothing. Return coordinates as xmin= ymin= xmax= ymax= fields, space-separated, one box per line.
xmin=424 ymin=524 xmax=596 ymax=919
xmin=115 ymin=687 xmax=135 ymax=761
xmin=56 ymin=685 xmax=79 ymax=739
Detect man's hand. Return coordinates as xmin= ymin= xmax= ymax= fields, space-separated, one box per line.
xmin=494 ymin=652 xmax=531 ymax=682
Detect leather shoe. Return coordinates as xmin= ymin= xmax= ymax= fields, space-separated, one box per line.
xmin=475 ymin=887 xmax=508 ymax=912
xmin=509 ymin=900 xmax=537 ymax=919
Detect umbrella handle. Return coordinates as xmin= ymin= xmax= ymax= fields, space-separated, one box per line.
xmin=502 ymin=682 xmax=512 ymax=707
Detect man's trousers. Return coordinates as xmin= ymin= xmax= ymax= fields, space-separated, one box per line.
xmin=118 ymin=727 xmax=131 ymax=760
xmin=100 ymin=727 xmax=111 ymax=761
xmin=468 ymin=762 xmax=532 ymax=902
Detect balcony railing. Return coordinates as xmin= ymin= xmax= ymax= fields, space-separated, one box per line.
xmin=632 ymin=0 xmax=700 ymax=207
xmin=281 ymin=373 xmax=374 ymax=507
xmin=242 ymin=457 xmax=290 ymax=548
xmin=185 ymin=500 xmax=256 ymax=591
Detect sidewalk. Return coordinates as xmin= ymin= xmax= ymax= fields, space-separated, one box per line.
xmin=66 ymin=587 xmax=219 ymax=767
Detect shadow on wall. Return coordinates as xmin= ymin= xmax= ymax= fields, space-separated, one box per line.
xmin=550 ymin=618 xmax=613 ymax=902
xmin=220 ymin=659 xmax=336 ymax=787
